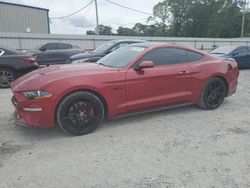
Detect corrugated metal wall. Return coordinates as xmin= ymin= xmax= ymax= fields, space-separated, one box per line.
xmin=0 ymin=3 xmax=49 ymax=34
xmin=0 ymin=32 xmax=250 ymax=50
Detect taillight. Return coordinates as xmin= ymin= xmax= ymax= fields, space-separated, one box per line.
xmin=18 ymin=56 xmax=36 ymax=64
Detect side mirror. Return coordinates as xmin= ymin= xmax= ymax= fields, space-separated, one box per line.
xmin=135 ymin=61 xmax=154 ymax=70
xmin=40 ymin=47 xmax=46 ymax=51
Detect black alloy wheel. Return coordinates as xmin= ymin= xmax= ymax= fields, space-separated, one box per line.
xmin=0 ymin=69 xmax=16 ymax=88
xmin=56 ymin=91 xmax=105 ymax=135
xmin=199 ymin=78 xmax=227 ymax=110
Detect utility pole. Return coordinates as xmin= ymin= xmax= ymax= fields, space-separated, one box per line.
xmin=241 ymin=0 xmax=249 ymax=38
xmin=241 ymin=12 xmax=246 ymax=38
xmin=94 ymin=0 xmax=99 ymax=35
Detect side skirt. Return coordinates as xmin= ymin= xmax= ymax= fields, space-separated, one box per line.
xmin=114 ymin=102 xmax=194 ymax=120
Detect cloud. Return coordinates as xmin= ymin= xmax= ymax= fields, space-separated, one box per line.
xmin=1 ymin=0 xmax=160 ymax=34
xmin=68 ymin=16 xmax=95 ymax=28
xmin=50 ymin=19 xmax=94 ymax=34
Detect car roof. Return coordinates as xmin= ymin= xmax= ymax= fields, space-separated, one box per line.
xmin=129 ymin=42 xmax=192 ymax=50
xmin=128 ymin=42 xmax=208 ymax=56
xmin=210 ymin=45 xmax=250 ymax=54
xmin=109 ymin=39 xmax=148 ymax=43
xmin=215 ymin=45 xmax=248 ymax=49
xmin=45 ymin=42 xmax=72 ymax=44
xmin=129 ymin=42 xmax=167 ymax=48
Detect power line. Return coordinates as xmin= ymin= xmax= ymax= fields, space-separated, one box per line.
xmin=50 ymin=0 xmax=94 ymax=19
xmin=104 ymin=0 xmax=153 ymax=16
xmin=82 ymin=1 xmax=94 ymax=16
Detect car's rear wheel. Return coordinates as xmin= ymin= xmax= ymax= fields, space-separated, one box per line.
xmin=56 ymin=91 xmax=105 ymax=136
xmin=0 ymin=68 xmax=16 ymax=88
xmin=199 ymin=77 xmax=227 ymax=110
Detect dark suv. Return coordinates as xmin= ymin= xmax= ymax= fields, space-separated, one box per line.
xmin=25 ymin=42 xmax=84 ymax=66
xmin=68 ymin=39 xmax=147 ymax=64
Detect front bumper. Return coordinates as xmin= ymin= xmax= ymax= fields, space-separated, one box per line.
xmin=227 ymin=78 xmax=238 ymax=97
xmin=11 ymin=94 xmax=55 ymax=128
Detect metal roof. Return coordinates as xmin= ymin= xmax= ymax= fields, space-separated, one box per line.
xmin=0 ymin=1 xmax=49 ymax=12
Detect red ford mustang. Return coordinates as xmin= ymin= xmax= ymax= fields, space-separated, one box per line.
xmin=11 ymin=43 xmax=239 ymax=135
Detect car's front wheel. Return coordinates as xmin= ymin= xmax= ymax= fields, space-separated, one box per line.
xmin=0 ymin=68 xmax=16 ymax=88
xmin=56 ymin=91 xmax=105 ymax=136
xmin=199 ymin=77 xmax=227 ymax=110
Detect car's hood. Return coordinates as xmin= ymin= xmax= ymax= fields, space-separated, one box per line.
xmin=12 ymin=63 xmax=116 ymax=91
xmin=22 ymin=49 xmax=38 ymax=53
xmin=20 ymin=50 xmax=38 ymax=57
xmin=70 ymin=52 xmax=102 ymax=61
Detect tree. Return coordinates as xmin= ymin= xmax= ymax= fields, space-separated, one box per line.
xmin=86 ymin=25 xmax=113 ymax=35
xmin=243 ymin=13 xmax=250 ymax=37
xmin=86 ymin=30 xmax=96 ymax=35
xmin=207 ymin=0 xmax=243 ymax=38
xmin=133 ymin=23 xmax=147 ymax=35
xmin=98 ymin=25 xmax=113 ymax=35
xmin=117 ymin=27 xmax=136 ymax=36
xmin=183 ymin=0 xmax=224 ymax=37
xmin=151 ymin=0 xmax=247 ymax=38
xmin=153 ymin=1 xmax=169 ymax=24
xmin=86 ymin=0 xmax=248 ymax=38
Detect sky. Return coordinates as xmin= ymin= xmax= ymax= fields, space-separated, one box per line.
xmin=2 ymin=0 xmax=160 ymax=34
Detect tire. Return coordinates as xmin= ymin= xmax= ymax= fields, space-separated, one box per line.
xmin=198 ymin=77 xmax=227 ymax=110
xmin=0 ymin=68 xmax=16 ymax=88
xmin=56 ymin=91 xmax=105 ymax=136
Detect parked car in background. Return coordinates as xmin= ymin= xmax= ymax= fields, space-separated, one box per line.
xmin=67 ymin=39 xmax=147 ymax=64
xmin=25 ymin=42 xmax=84 ymax=66
xmin=209 ymin=45 xmax=250 ymax=69
xmin=0 ymin=45 xmax=38 ymax=88
xmin=11 ymin=43 xmax=239 ymax=135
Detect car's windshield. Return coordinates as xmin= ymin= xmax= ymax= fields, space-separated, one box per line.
xmin=93 ymin=42 xmax=115 ymax=54
xmin=97 ymin=46 xmax=146 ymax=68
xmin=210 ymin=46 xmax=236 ymax=54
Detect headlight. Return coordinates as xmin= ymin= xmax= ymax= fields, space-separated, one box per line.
xmin=22 ymin=90 xmax=52 ymax=99
xmin=71 ymin=58 xmax=89 ymax=64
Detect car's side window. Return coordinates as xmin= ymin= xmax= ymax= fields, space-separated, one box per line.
xmin=57 ymin=43 xmax=72 ymax=50
xmin=44 ymin=43 xmax=57 ymax=51
xmin=0 ymin=49 xmax=4 ymax=56
xmin=137 ymin=48 xmax=186 ymax=66
xmin=236 ymin=47 xmax=249 ymax=55
xmin=186 ymin=50 xmax=204 ymax=62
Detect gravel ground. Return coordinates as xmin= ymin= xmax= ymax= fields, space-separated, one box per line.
xmin=0 ymin=70 xmax=250 ymax=188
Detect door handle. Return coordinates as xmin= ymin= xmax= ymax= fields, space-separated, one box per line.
xmin=178 ymin=70 xmax=190 ymax=75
